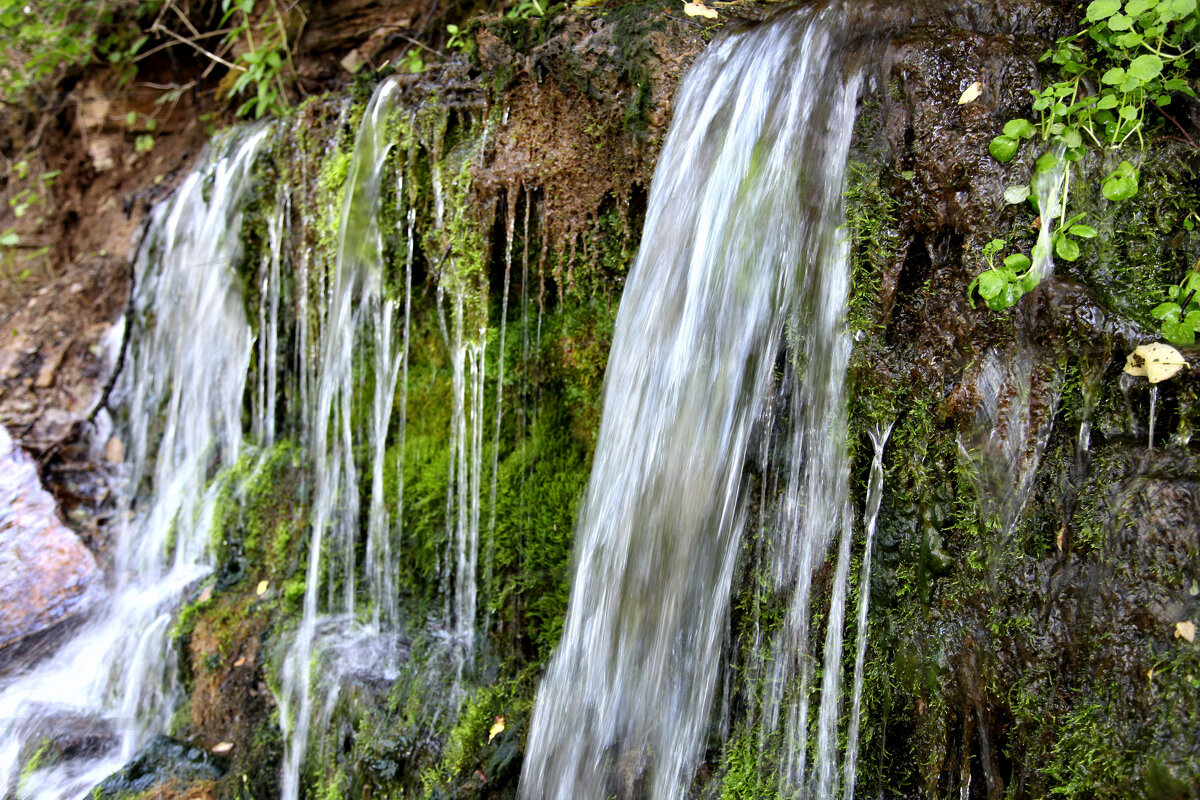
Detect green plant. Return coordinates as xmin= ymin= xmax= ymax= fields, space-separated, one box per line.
xmin=973 ymin=0 xmax=1199 ymax=310
xmin=446 ymin=24 xmax=467 ymax=54
xmin=506 ymin=0 xmax=546 ymax=19
xmin=221 ymin=0 xmax=301 ymax=118
xmin=399 ymin=47 xmax=425 ymax=74
xmin=968 ymin=238 xmax=1039 ymax=310
xmin=1152 ymin=259 xmax=1200 ymax=342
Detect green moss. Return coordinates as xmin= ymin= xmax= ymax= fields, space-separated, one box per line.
xmin=843 ymin=160 xmax=900 ymax=337
xmin=718 ymin=724 xmax=777 ymax=800
xmin=488 ymin=400 xmax=591 ymax=662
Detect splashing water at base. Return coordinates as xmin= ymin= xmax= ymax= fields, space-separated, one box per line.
xmin=0 ymin=126 xmax=270 ymax=800
xmin=520 ymin=8 xmax=869 ymax=799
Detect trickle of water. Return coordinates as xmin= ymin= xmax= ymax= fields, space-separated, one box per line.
xmin=521 ymin=8 xmax=866 ymax=799
xmin=0 ymin=126 xmax=270 ymax=799
xmin=842 ymin=421 xmax=893 ymax=800
xmin=254 ymin=184 xmax=289 ymax=447
xmin=1029 ymin=144 xmax=1067 ymax=285
xmin=1148 ymin=385 xmax=1158 ymax=451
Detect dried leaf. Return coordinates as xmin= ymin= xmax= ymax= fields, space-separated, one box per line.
xmin=233 ymin=656 xmax=246 ymax=667
xmin=488 ymin=716 xmax=506 ymax=743
xmin=212 ymin=742 xmax=234 ymax=754
xmin=198 ymin=586 xmax=213 ymax=604
xmin=256 ymin=580 xmax=269 ymax=596
xmin=958 ymin=81 xmax=983 ymax=105
xmin=1176 ymin=620 xmax=1196 ymax=643
xmin=683 ymin=1 xmax=718 ymax=18
xmin=1125 ymin=343 xmax=1187 ymax=384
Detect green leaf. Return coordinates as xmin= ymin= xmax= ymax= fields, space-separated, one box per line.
xmin=983 ymin=238 xmax=1007 ymax=257
xmin=1069 ymin=223 xmax=1099 ymax=238
xmin=1102 ymin=170 xmax=1139 ymax=201
xmin=1055 ymin=235 xmax=1081 ymax=261
xmin=1167 ymin=0 xmax=1196 ymax=19
xmin=1020 ymin=270 xmax=1041 ymax=293
xmin=1161 ymin=318 xmax=1196 ymax=344
xmin=1153 ymin=301 xmax=1182 ymax=319
xmin=1106 ymin=12 xmax=1134 ymax=29
xmin=1003 ymin=118 xmax=1036 ymax=139
xmin=1086 ymin=0 xmax=1122 ymax=19
xmin=0 ymin=231 xmax=18 ymax=247
xmin=1004 ymin=253 xmax=1032 ymax=271
xmin=1125 ymin=0 xmax=1158 ymax=14
xmin=1119 ymin=105 xmax=1138 ymax=120
xmin=1127 ymin=53 xmax=1164 ymax=81
xmin=1035 ymin=151 xmax=1060 ymax=173
xmin=989 ymin=135 xmax=1019 ymax=162
xmin=1185 ymin=271 xmax=1200 ymax=295
xmin=1114 ymin=31 xmax=1145 ymax=47
xmin=1101 ymin=66 xmax=1127 ymax=84
xmin=1095 ymin=93 xmax=1119 ymax=109
xmin=1004 ymin=185 xmax=1031 ymax=204
xmin=977 ymin=270 xmax=1006 ymax=299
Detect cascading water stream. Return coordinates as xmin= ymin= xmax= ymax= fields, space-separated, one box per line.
xmin=521 ymin=8 xmax=867 ymax=799
xmin=279 ymin=76 xmax=408 ymax=800
xmin=842 ymin=422 xmax=893 ymax=799
xmin=0 ymin=126 xmax=270 ymax=800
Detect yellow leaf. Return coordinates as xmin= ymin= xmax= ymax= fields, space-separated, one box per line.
xmin=1124 ymin=350 xmax=1147 ymax=377
xmin=488 ymin=716 xmax=505 ymax=743
xmin=1126 ymin=343 xmax=1187 ymax=384
xmin=958 ymin=81 xmax=983 ymax=105
xmin=256 ymin=580 xmax=269 ymax=596
xmin=683 ymin=1 xmax=718 ymax=18
xmin=1176 ymin=620 xmax=1196 ymax=643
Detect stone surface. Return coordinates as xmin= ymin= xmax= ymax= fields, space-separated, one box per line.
xmin=90 ymin=736 xmax=227 ymax=800
xmin=0 ymin=424 xmax=104 ymax=665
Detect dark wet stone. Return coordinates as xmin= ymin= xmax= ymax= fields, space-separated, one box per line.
xmin=89 ymin=735 xmax=228 ymax=800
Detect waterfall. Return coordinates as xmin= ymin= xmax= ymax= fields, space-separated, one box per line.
xmin=520 ymin=8 xmax=867 ymax=799
xmin=279 ymin=76 xmax=408 ymax=800
xmin=0 ymin=126 xmax=270 ymax=799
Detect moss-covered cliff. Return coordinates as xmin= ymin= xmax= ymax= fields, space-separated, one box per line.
xmin=2 ymin=1 xmax=1199 ymax=799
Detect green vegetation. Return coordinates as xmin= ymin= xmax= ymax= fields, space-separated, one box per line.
xmin=1152 ymin=257 xmax=1200 ymax=342
xmin=0 ymin=0 xmax=156 ymax=102
xmin=220 ymin=0 xmax=304 ymax=118
xmin=973 ymin=0 xmax=1200 ymax=311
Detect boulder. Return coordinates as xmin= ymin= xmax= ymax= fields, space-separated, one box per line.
xmin=0 ymin=424 xmax=104 ymax=668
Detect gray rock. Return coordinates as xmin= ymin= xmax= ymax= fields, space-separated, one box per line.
xmin=0 ymin=425 xmax=105 ymax=669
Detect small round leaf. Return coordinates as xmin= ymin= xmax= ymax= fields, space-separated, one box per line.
xmin=1003 ymin=185 xmax=1031 ymax=204
xmin=989 ymin=135 xmax=1019 ymax=162
xmin=1055 ymin=235 xmax=1081 ymax=261
xmin=1085 ymin=0 xmax=1122 ymax=19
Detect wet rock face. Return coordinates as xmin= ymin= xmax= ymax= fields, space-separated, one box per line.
xmin=90 ymin=735 xmax=227 ymax=800
xmin=0 ymin=425 xmax=104 ymax=670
